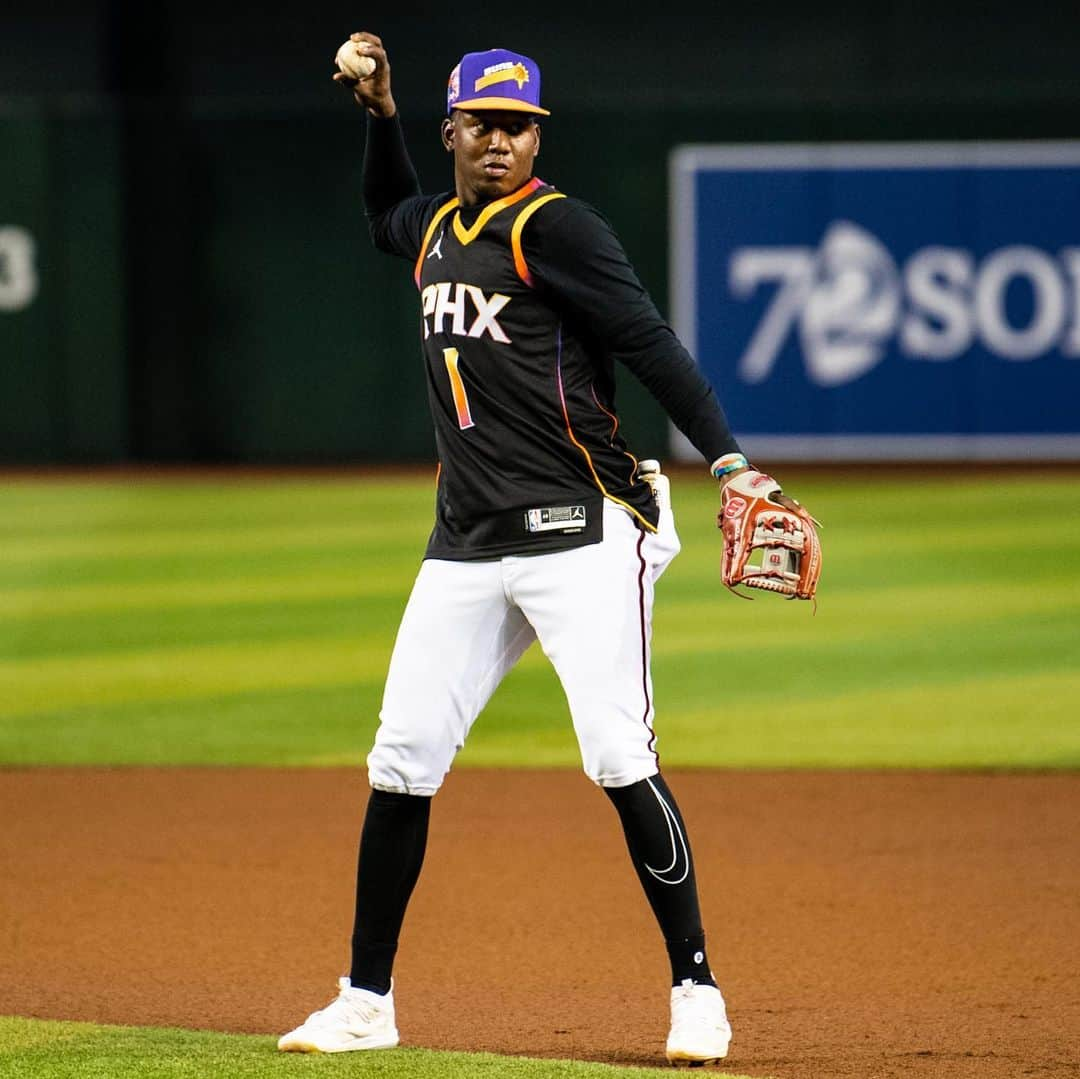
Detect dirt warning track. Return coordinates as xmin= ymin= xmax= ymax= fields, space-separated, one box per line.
xmin=1 ymin=768 xmax=1077 ymax=1078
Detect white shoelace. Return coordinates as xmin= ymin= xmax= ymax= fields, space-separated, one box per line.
xmin=307 ymin=979 xmax=384 ymax=1028
xmin=671 ymin=980 xmax=725 ymax=1031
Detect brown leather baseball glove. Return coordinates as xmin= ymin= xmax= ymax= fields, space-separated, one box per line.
xmin=718 ymin=471 xmax=822 ymax=601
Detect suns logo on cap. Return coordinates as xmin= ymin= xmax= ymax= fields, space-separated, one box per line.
xmin=447 ymin=63 xmax=461 ymax=104
xmin=474 ymin=61 xmax=529 ymax=92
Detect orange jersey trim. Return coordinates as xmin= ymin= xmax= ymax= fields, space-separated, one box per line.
xmin=556 ymin=331 xmax=656 ymax=534
xmin=590 ymin=385 xmax=619 ymax=441
xmin=451 ymin=177 xmax=544 ymax=247
xmin=414 ymin=198 xmax=460 ymax=288
xmin=510 ymin=192 xmax=567 ymax=286
xmin=591 ymin=384 xmax=639 ymax=485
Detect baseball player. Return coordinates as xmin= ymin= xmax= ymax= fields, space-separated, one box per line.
xmin=279 ymin=32 xmax=816 ymax=1065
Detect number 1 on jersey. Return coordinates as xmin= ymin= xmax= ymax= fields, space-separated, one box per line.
xmin=443 ymin=347 xmax=476 ymax=430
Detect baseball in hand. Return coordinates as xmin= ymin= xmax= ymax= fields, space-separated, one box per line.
xmin=335 ymin=40 xmax=377 ymax=80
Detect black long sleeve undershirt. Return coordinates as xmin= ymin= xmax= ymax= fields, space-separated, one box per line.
xmin=361 ymin=113 xmax=742 ymax=465
xmin=361 ymin=110 xmax=421 ymax=215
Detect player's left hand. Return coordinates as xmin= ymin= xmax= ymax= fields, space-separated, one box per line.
xmin=717 ymin=470 xmax=822 ymax=601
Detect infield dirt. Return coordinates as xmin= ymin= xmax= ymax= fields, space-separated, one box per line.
xmin=2 ymin=768 xmax=1077 ymax=1078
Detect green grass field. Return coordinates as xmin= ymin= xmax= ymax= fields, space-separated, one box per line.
xmin=0 ymin=1017 xmax=757 ymax=1079
xmin=2 ymin=472 xmax=1078 ymax=768
xmin=2 ymin=471 xmax=1079 ymax=1079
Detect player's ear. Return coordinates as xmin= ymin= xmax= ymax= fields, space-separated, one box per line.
xmin=532 ymin=122 xmax=540 ymax=158
xmin=440 ymin=117 xmax=454 ymax=152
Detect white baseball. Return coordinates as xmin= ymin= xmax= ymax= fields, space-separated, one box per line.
xmin=335 ymin=40 xmax=377 ymax=80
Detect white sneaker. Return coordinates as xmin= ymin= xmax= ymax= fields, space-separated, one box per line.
xmin=665 ymin=979 xmax=732 ymax=1066
xmin=277 ymin=977 xmax=399 ymax=1053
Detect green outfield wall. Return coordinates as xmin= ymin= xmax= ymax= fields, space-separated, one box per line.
xmin=0 ymin=104 xmax=127 ymax=461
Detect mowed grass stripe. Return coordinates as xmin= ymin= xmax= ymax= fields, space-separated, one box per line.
xmin=13 ymin=574 xmax=1071 ymax=667
xmin=662 ymin=669 xmax=1080 ymax=768
xmin=0 ymin=636 xmax=391 ymax=717
xmin=1 ymin=474 xmax=1077 ymax=768
xmin=1 ymin=589 xmax=1072 ymax=728
xmin=658 ymin=581 xmax=1080 ymax=647
xmin=6 ymin=568 xmax=1075 ymax=650
xmin=0 ymin=570 xmax=407 ymax=619
xmin=0 ymin=478 xmax=433 ymax=590
xmin=0 ymin=684 xmax=381 ymax=766
xmin=0 ymin=475 xmax=431 ymax=530
xmin=0 ymin=546 xmax=419 ymax=592
xmin=15 ymin=660 xmax=1066 ymax=769
xmin=1 ymin=520 xmax=424 ymax=565
xmin=0 ymin=1017 xmax=750 ymax=1079
xmin=1 ymin=594 xmax=408 ymax=661
xmin=7 ymin=608 xmax=1072 ymax=766
xmin=7 ymin=574 xmax=1071 ymax=720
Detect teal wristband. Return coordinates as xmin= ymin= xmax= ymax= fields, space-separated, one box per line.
xmin=710 ymin=453 xmax=748 ymax=480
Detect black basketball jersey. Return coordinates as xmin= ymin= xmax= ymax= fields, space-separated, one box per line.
xmin=412 ymin=177 xmax=659 ymax=560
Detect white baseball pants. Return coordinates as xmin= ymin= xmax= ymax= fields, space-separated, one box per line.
xmin=367 ymin=495 xmax=680 ymax=796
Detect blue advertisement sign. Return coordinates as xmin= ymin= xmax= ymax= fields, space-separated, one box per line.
xmin=669 ymin=143 xmax=1080 ymax=459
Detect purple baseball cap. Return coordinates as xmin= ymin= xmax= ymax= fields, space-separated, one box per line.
xmin=446 ymin=48 xmax=550 ymax=116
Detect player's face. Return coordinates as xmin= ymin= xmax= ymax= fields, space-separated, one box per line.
xmin=443 ymin=110 xmax=540 ymax=205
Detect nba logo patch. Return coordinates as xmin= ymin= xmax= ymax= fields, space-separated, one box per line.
xmin=524 ymin=505 xmax=587 ymax=533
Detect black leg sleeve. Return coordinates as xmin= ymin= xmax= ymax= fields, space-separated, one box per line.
xmin=604 ymin=773 xmax=716 ymax=986
xmin=349 ymin=788 xmax=431 ymax=994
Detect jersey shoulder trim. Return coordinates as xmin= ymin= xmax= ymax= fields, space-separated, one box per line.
xmin=511 ymin=191 xmax=568 ymax=286
xmin=450 ymin=176 xmax=545 ymax=247
xmin=414 ymin=197 xmax=460 ymax=287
